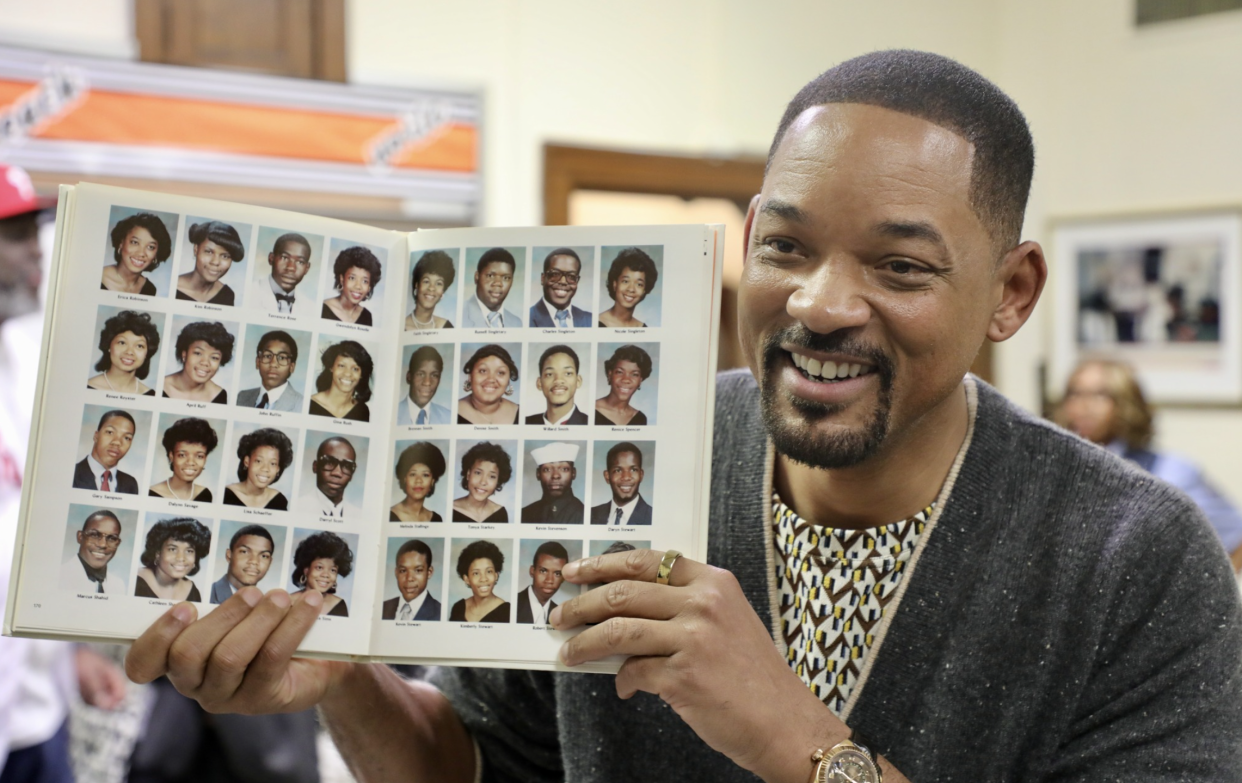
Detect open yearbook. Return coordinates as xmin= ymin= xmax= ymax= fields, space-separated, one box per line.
xmin=3 ymin=183 xmax=722 ymax=673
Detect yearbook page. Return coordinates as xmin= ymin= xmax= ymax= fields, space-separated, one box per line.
xmin=370 ymin=225 xmax=721 ymax=671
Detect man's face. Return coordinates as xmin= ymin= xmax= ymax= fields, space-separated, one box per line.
xmin=76 ymin=516 xmax=121 ymax=569
xmin=314 ymin=439 xmax=357 ymax=501
xmin=225 ymin=534 xmax=274 ymax=587
xmin=739 ymin=104 xmax=999 ymax=469
xmin=0 ymin=212 xmax=42 ymax=321
xmin=536 ymin=461 xmax=576 ymax=499
xmin=269 ymin=241 xmax=311 ymax=292
xmin=396 ymin=550 xmax=432 ymax=602
xmin=255 ymin=339 xmax=295 ymax=391
xmin=604 ymin=451 xmax=644 ymax=504
xmin=407 ymin=359 xmax=441 ymax=407
xmin=1060 ymin=363 xmax=1117 ymax=445
xmin=529 ymin=553 xmax=567 ymax=603
xmin=541 ymin=254 xmax=581 ymax=309
xmin=536 ymin=352 xmax=582 ymax=407
xmin=91 ymin=415 xmax=135 ymax=469
xmin=474 ymin=260 xmax=514 ymax=311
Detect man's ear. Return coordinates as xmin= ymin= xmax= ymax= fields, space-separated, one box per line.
xmin=741 ymin=194 xmax=761 ymax=264
xmin=987 ymin=240 xmax=1047 ymax=343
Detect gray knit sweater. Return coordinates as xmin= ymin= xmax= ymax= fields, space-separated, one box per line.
xmin=435 ymin=371 xmax=1242 ymax=781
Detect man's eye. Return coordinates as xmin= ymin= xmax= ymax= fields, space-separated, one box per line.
xmin=886 ymin=260 xmax=925 ymax=275
xmin=765 ymin=238 xmax=797 ymax=254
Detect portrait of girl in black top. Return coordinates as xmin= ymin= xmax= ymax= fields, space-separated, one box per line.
xmin=101 ymin=212 xmax=173 ymax=296
xmin=176 ymin=220 xmax=244 ymax=305
xmin=309 ymin=340 xmax=373 ymax=421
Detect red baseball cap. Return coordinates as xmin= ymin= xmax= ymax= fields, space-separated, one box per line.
xmin=0 ymin=164 xmax=50 ymax=220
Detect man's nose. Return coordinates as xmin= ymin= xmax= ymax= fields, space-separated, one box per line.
xmin=785 ymin=258 xmax=872 ymax=335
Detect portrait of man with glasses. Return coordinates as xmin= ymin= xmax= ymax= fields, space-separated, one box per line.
xmin=530 ymin=247 xmax=592 ymax=328
xmin=61 ymin=508 xmax=128 ymax=594
xmin=236 ymin=330 xmax=304 ymax=412
xmin=300 ymin=435 xmax=363 ymax=520
xmin=251 ymin=231 xmax=314 ymax=314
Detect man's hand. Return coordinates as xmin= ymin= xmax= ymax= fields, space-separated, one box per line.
xmin=550 ymin=549 xmax=852 ymax=783
xmin=75 ymin=645 xmax=127 ymax=710
xmin=125 ymin=587 xmax=349 ymax=714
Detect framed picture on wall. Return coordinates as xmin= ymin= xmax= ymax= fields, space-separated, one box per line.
xmin=1050 ymin=210 xmax=1242 ymax=404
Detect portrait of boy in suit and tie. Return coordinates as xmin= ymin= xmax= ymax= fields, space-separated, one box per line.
xmin=515 ymin=540 xmax=580 ymax=624
xmin=529 ymin=246 xmax=593 ymax=329
xmin=590 ymin=441 xmax=654 ymax=526
xmin=397 ymin=344 xmax=453 ymax=426
xmin=248 ymin=228 xmax=322 ymax=315
xmin=381 ymin=538 xmax=443 ymax=621
xmin=461 ymin=247 xmax=524 ymax=329
xmin=525 ymin=344 xmax=590 ymax=426
xmin=73 ymin=408 xmax=147 ymax=495
xmin=236 ymin=327 xmax=308 ymax=412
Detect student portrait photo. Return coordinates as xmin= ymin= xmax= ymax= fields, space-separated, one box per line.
xmin=405 ymin=248 xmax=459 ymax=330
xmin=398 ymin=344 xmax=454 ymax=426
xmin=222 ymin=425 xmax=297 ymax=511
xmin=135 ymin=515 xmax=212 ymax=602
xmin=598 ymin=245 xmax=662 ymax=328
xmin=520 ymin=441 xmax=585 ymax=525
xmin=86 ymin=307 xmax=163 ymax=396
xmin=148 ymin=415 xmax=223 ymax=503
xmin=525 ymin=342 xmax=589 ymax=425
xmin=452 ymin=440 xmax=515 ymax=524
xmin=529 ymin=246 xmax=594 ymax=328
xmin=210 ymin=522 xmax=285 ymax=604
xmin=381 ymin=538 xmax=443 ymax=621
xmin=247 ymin=227 xmax=323 ymax=315
xmin=457 ymin=343 xmax=521 ymax=425
xmin=290 ymin=529 xmax=356 ymax=617
xmin=161 ymin=318 xmax=238 ymax=404
xmin=309 ymin=338 xmax=374 ymax=421
xmin=321 ymin=242 xmax=385 ymax=326
xmin=73 ymin=406 xmax=151 ymax=495
xmin=590 ymin=440 xmax=654 ymax=526
xmin=595 ymin=343 xmax=659 ymax=426
xmin=390 ymin=440 xmax=448 ymax=522
xmin=461 ymin=246 xmax=524 ymax=329
xmin=515 ymin=539 xmax=581 ymax=624
xmin=100 ymin=206 xmax=176 ymax=297
xmin=60 ymin=505 xmax=136 ymax=595
xmin=176 ymin=218 xmax=250 ymax=306
xmin=448 ymin=538 xmax=511 ymax=623
xmin=236 ymin=326 xmax=309 ymax=412
xmin=299 ymin=433 xmax=367 ymax=520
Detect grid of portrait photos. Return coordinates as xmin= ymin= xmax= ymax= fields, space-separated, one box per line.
xmin=7 ymin=184 xmax=721 ymax=673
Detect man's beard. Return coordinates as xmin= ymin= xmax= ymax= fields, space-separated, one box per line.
xmin=758 ymin=325 xmax=894 ymax=470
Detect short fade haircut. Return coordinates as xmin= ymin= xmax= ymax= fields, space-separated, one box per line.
xmin=476 ymin=247 xmax=516 ymax=274
xmin=408 ymin=345 xmax=444 ymax=376
xmin=539 ymin=344 xmax=580 ymax=374
xmin=97 ymin=409 xmax=135 ymax=432
xmin=81 ymin=509 xmax=121 ymax=531
xmin=605 ymin=441 xmax=644 ymax=471
xmin=229 ymin=523 xmax=274 ymax=551
xmin=768 ymin=50 xmax=1034 ymax=250
xmin=412 ymin=250 xmax=457 ymax=293
xmin=258 ymin=330 xmax=298 ymax=363
xmin=542 ymin=247 xmax=581 ymax=273
xmin=396 ymin=538 xmax=433 ymax=568
xmin=533 ymin=540 xmax=568 ymax=566
xmin=272 ymin=232 xmax=311 ymax=259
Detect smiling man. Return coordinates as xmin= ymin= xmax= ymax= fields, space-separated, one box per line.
xmin=525 ymin=345 xmax=587 ymax=425
xmin=61 ymin=509 xmax=127 ymax=594
xmin=398 ymin=345 xmax=451 ymax=425
xmin=515 ymin=541 xmax=569 ymax=624
xmin=210 ymin=525 xmax=275 ymax=604
xmin=251 ymin=232 xmax=313 ymax=314
xmin=236 ymin=330 xmax=303 ymax=412
xmin=462 ymin=247 xmax=522 ymax=329
xmin=128 ymin=51 xmax=1242 ymax=782
xmin=382 ymin=539 xmax=441 ymax=621
xmin=589 ymin=441 xmax=651 ymax=526
xmin=520 ymin=442 xmax=584 ymax=525
xmin=530 ymin=248 xmax=592 ymax=328
xmin=73 ymin=409 xmax=139 ymax=494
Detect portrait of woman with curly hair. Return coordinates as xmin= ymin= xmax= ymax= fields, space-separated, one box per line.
xmin=162 ymin=320 xmax=236 ymax=404
xmin=322 ymin=245 xmax=383 ymax=326
xmin=595 ymin=344 xmax=655 ymax=426
xmin=135 ymin=516 xmax=211 ymax=601
xmin=448 ymin=539 xmax=510 ymax=623
xmin=148 ymin=416 xmax=219 ymax=502
xmin=390 ymin=441 xmax=448 ymax=523
xmin=87 ymin=308 xmax=162 ymax=396
xmin=223 ymin=427 xmax=295 ymax=510
xmin=291 ymin=530 xmax=355 ymax=617
xmin=598 ymin=246 xmax=660 ymax=328
xmin=101 ymin=210 xmax=174 ymax=296
xmin=309 ymin=339 xmax=373 ymax=421
xmin=452 ymin=441 xmax=513 ymax=523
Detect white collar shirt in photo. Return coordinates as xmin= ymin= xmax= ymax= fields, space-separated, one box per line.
xmin=405 ymin=397 xmax=435 ymax=426
xmin=310 ymin=487 xmax=359 ymax=519
xmin=543 ymin=297 xmax=573 ymax=328
xmin=85 ymin=453 xmax=116 ymax=491
xmin=255 ymin=381 xmax=289 ymax=409
xmin=268 ymin=275 xmax=298 ymax=313
xmin=472 ymin=294 xmax=511 ymax=328
xmin=608 ymin=496 xmax=641 ymax=526
xmin=525 ymin=585 xmax=553 ymax=624
xmin=542 ymin=405 xmax=580 ymax=426
xmin=396 ymin=588 xmax=430 ymax=621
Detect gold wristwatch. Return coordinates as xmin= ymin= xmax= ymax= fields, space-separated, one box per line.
xmin=810 ymin=732 xmax=882 ymax=783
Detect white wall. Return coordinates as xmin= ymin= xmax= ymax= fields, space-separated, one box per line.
xmin=0 ymin=0 xmax=135 ymax=58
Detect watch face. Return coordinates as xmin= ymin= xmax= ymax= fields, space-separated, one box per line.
xmin=827 ymin=748 xmax=880 ymax=783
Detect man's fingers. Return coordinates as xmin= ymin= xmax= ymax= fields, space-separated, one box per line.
xmin=240 ymin=590 xmax=324 ymax=692
xmin=198 ymin=590 xmax=301 ymax=698
xmin=165 ymin=588 xmax=264 ymax=692
xmin=562 ymin=548 xmax=705 ymax=587
xmin=615 ymin=654 xmax=671 ymax=700
xmin=559 ymin=616 xmax=676 ymax=667
xmin=552 ymin=579 xmax=684 ymax=629
xmin=125 ymin=601 xmax=198 ymax=684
